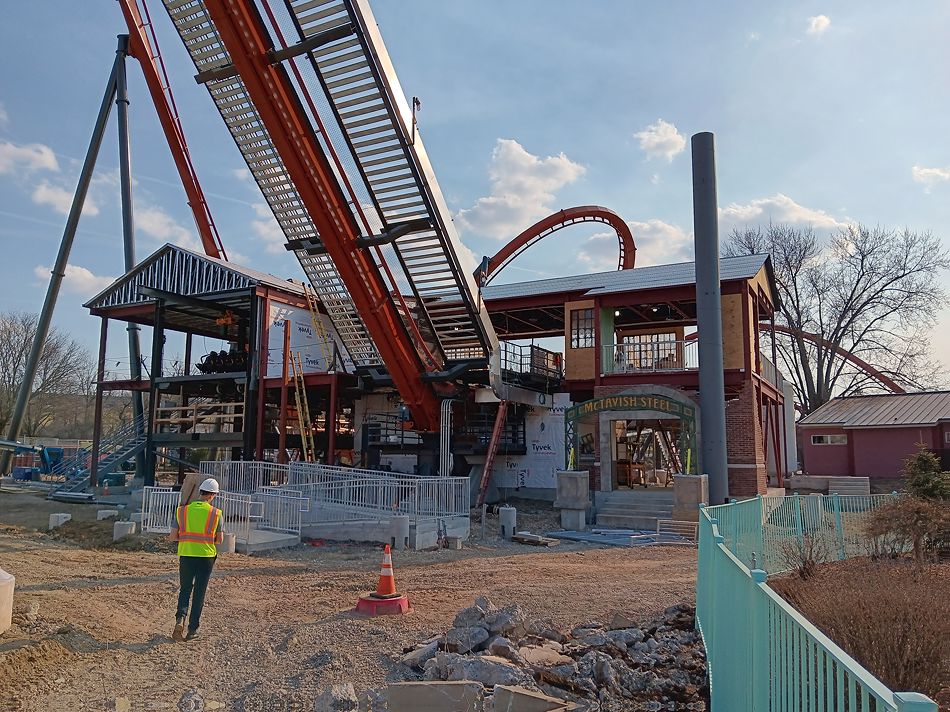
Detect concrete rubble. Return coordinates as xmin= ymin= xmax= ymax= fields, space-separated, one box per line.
xmin=392 ymin=596 xmax=708 ymax=711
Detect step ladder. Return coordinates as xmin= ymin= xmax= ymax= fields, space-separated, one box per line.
xmin=290 ymin=353 xmax=315 ymax=462
xmin=303 ymin=284 xmax=336 ymax=372
xmin=657 ymin=427 xmax=682 ymax=474
xmin=476 ymin=400 xmax=508 ymax=508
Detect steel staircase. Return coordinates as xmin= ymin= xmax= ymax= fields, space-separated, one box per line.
xmin=50 ymin=413 xmax=149 ymax=495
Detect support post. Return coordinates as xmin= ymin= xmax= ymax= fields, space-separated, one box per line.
xmin=831 ymin=493 xmax=845 ymax=560
xmin=145 ymin=300 xmax=165 ymax=487
xmin=0 ymin=55 xmax=119 ymax=474
xmin=750 ymin=568 xmax=770 ymax=712
xmin=89 ymin=318 xmax=109 ymax=488
xmin=894 ymin=692 xmax=938 ymax=712
xmin=242 ymin=290 xmax=260 ymax=460
xmin=328 ymin=373 xmax=338 ymax=465
xmin=115 ymin=34 xmax=147 ymax=483
xmin=691 ymin=132 xmax=729 ymax=504
xmin=277 ymin=319 xmax=290 ymax=463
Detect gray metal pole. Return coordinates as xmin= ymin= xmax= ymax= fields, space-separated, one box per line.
xmin=691 ymin=132 xmax=729 ymax=504
xmin=115 ymin=35 xmax=147 ymax=482
xmin=0 ymin=59 xmax=119 ymax=474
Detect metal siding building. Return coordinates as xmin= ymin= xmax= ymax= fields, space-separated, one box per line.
xmin=798 ymin=392 xmax=950 ymax=478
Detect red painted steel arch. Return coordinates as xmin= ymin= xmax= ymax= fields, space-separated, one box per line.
xmin=483 ymin=206 xmax=636 ymax=284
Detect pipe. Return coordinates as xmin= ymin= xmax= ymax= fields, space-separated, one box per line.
xmin=115 ymin=35 xmax=147 ymax=482
xmin=0 ymin=57 xmax=119 ymax=474
xmin=691 ymin=132 xmax=729 ymax=504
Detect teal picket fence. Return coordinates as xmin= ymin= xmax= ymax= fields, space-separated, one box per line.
xmin=697 ymin=494 xmax=938 ymax=712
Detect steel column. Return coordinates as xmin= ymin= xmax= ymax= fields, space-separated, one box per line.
xmin=278 ymin=320 xmax=290 ymax=463
xmin=145 ymin=300 xmax=165 ymax=487
xmin=115 ymin=34 xmax=147 ymax=483
xmin=90 ymin=318 xmax=109 ymax=488
xmin=328 ymin=374 xmax=338 ymax=465
xmin=691 ymin=132 xmax=729 ymax=504
xmin=0 ymin=55 xmax=119 ymax=474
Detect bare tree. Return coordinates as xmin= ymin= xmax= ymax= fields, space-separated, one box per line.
xmin=725 ymin=224 xmax=949 ymax=413
xmin=0 ymin=311 xmax=93 ymax=437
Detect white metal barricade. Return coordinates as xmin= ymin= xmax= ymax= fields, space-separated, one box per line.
xmin=141 ymin=486 xmax=180 ymax=534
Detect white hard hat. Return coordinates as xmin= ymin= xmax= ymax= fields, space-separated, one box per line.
xmin=199 ymin=477 xmax=220 ymax=494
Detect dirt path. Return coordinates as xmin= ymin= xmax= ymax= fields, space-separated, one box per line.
xmin=0 ymin=523 xmax=696 ymax=712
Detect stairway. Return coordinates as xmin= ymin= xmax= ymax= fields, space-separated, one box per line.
xmin=596 ymin=489 xmax=674 ymax=531
xmin=50 ymin=414 xmax=148 ymax=495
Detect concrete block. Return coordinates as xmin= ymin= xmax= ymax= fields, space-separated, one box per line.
xmin=219 ymin=532 xmax=236 ymax=554
xmin=445 ymin=536 xmax=463 ymax=550
xmin=113 ymin=521 xmax=136 ymax=542
xmin=559 ymin=508 xmax=585 ymax=532
xmin=671 ymin=474 xmax=708 ymax=522
xmin=390 ymin=515 xmax=410 ymax=551
xmin=411 ymin=519 xmax=439 ymax=550
xmin=499 ymin=506 xmax=517 ymax=540
xmin=443 ymin=516 xmax=471 ymax=540
xmin=97 ymin=509 xmax=120 ymax=521
xmin=48 ymin=513 xmax=72 ymax=530
xmin=387 ymin=681 xmax=484 ymax=712
xmin=493 ymin=685 xmax=573 ymax=711
xmin=554 ymin=470 xmax=589 ymax=510
xmin=302 ymin=519 xmax=392 ymax=545
xmin=0 ymin=568 xmax=14 ymax=635
xmin=129 ymin=512 xmax=144 ymax=525
xmin=314 ymin=683 xmax=359 ymax=711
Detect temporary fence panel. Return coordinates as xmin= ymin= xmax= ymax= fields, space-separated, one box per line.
xmin=214 ymin=490 xmax=253 ymax=543
xmin=697 ymin=495 xmax=937 ymax=712
xmin=200 ymin=461 xmax=290 ymax=493
xmin=254 ymin=486 xmax=308 ymax=535
xmin=141 ymin=486 xmax=179 ymax=534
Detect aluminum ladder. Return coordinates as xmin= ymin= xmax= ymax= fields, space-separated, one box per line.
xmin=290 ymin=352 xmax=316 ymax=462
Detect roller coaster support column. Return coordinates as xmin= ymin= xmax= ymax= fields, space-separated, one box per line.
xmin=116 ymin=35 xmax=147 ymax=482
xmin=1 ymin=51 xmax=120 ymax=475
xmin=692 ymin=132 xmax=729 ymax=505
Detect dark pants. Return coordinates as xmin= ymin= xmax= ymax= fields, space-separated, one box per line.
xmin=176 ymin=556 xmax=216 ymax=632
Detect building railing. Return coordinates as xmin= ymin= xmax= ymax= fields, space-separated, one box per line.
xmin=155 ymin=401 xmax=244 ymax=434
xmin=200 ymin=461 xmax=290 ymax=493
xmin=499 ymin=341 xmax=563 ymax=381
xmin=602 ymin=339 xmax=698 ymax=375
xmin=697 ymin=494 xmax=937 ymax=712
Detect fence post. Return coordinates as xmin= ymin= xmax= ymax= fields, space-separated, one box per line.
xmin=894 ymin=692 xmax=938 ymax=712
xmin=831 ymin=492 xmax=845 ymax=560
xmin=750 ymin=568 xmax=769 ymax=712
xmin=793 ymin=493 xmax=804 ymax=547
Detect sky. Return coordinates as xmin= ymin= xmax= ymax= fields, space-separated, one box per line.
xmin=1 ymin=2 xmax=950 ymax=373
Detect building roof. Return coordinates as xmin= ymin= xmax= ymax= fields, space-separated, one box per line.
xmin=799 ymin=391 xmax=950 ymax=428
xmin=85 ymin=243 xmax=306 ymax=311
xmin=481 ymin=254 xmax=772 ymax=301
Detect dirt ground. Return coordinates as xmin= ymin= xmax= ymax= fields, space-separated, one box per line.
xmin=0 ymin=490 xmax=697 ymax=711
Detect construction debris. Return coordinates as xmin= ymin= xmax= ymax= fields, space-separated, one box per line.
xmin=397 ymin=596 xmax=708 ymax=711
xmin=512 ymin=532 xmax=561 ymax=547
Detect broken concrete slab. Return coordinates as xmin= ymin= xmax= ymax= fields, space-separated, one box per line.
xmin=517 ymin=645 xmax=573 ymax=667
xmin=314 ymin=683 xmax=359 ymax=711
xmin=445 ymin=625 xmax=490 ymax=653
xmin=387 ymin=681 xmax=484 ymax=712
xmin=96 ymin=509 xmax=120 ymax=520
xmin=401 ymin=640 xmax=439 ymax=670
xmin=492 ymin=685 xmax=576 ymax=711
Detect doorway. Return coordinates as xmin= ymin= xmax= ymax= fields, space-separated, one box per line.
xmin=611 ymin=418 xmax=683 ymax=489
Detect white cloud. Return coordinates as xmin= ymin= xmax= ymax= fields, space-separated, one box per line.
xmin=137 ymin=204 xmax=204 ymax=252
xmin=634 ymin=119 xmax=686 ymax=163
xmin=0 ymin=140 xmax=59 ymax=174
xmin=33 ymin=263 xmax=115 ymax=296
xmin=719 ymin=193 xmax=846 ymax=230
xmin=807 ymin=15 xmax=831 ymax=37
xmin=455 ymin=139 xmax=586 ymax=240
xmin=912 ymin=165 xmax=950 ymax=192
xmin=0 ymin=103 xmax=8 ymax=126
xmin=251 ymin=203 xmax=286 ymax=253
xmin=31 ymin=181 xmax=99 ymax=217
xmin=748 ymin=31 xmax=761 ymax=42
xmin=231 ymin=167 xmax=253 ymax=182
xmin=577 ymin=219 xmax=692 ymax=273
xmin=650 ymin=173 xmax=661 ymax=185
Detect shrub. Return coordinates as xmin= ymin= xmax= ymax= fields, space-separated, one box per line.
xmin=902 ymin=444 xmax=950 ymax=500
xmin=773 ymin=559 xmax=948 ymax=700
xmin=778 ymin=533 xmax=828 ymax=579
xmin=865 ymin=496 xmax=949 ymax=567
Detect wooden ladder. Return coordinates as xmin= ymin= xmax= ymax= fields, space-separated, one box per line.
xmin=303 ymin=284 xmax=336 ymax=371
xmin=290 ymin=352 xmax=315 ymax=462
xmin=476 ymin=400 xmax=508 ymax=508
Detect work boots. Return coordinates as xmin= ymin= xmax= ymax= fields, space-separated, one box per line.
xmin=172 ymin=615 xmax=186 ymax=642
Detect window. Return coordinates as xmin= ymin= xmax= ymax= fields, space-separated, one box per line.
xmin=811 ymin=434 xmax=847 ymax=445
xmin=570 ymin=308 xmax=594 ymax=348
xmin=622 ymin=331 xmax=677 ymax=368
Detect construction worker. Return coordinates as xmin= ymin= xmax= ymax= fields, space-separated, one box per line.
xmin=169 ymin=477 xmax=223 ymax=642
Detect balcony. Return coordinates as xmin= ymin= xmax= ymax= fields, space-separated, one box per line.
xmin=601 ymin=340 xmax=698 ymax=376
xmin=499 ymin=342 xmax=563 ymax=389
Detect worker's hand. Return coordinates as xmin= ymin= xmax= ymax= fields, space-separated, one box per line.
xmin=168 ymin=529 xmax=179 ymax=542
xmin=215 ymin=532 xmax=224 ymax=545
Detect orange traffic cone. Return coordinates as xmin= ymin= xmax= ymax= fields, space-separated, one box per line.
xmin=374 ymin=544 xmax=398 ymax=598
xmin=355 ymin=544 xmax=410 ymax=616
xmin=102 ymin=480 xmax=110 ymax=497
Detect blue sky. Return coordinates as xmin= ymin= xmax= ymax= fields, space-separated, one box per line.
xmin=2 ymin=2 xmax=950 ymax=370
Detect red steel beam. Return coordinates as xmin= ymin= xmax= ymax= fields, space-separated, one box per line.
xmin=205 ymin=0 xmax=440 ymax=430
xmin=484 ymin=206 xmax=636 ymax=284
xmin=118 ymin=0 xmax=227 ymax=259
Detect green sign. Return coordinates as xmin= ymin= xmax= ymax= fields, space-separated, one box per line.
xmin=564 ymin=394 xmax=695 ymax=422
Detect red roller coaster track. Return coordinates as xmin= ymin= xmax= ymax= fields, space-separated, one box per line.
xmin=483 ymin=205 xmax=635 ymax=284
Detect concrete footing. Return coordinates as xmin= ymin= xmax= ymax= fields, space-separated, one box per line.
xmin=390 ymin=515 xmax=410 ymax=551
xmin=97 ymin=509 xmax=120 ymax=521
xmin=219 ymin=532 xmax=236 ymax=554
xmin=499 ymin=506 xmax=517 ymax=540
xmin=113 ymin=521 xmax=136 ymax=541
xmin=387 ymin=682 xmax=483 ymax=712
xmin=559 ymin=508 xmax=586 ymax=531
xmin=0 ymin=568 xmax=13 ymax=635
xmin=48 ymin=513 xmax=71 ymax=530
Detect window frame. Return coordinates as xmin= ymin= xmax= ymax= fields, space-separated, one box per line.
xmin=569 ymin=308 xmax=595 ymax=349
xmin=811 ymin=433 xmax=848 ymax=446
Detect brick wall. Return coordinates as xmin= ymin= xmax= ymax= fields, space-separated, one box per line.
xmin=724 ymin=380 xmax=767 ymax=496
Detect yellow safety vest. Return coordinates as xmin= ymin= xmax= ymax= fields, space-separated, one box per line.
xmin=176 ymin=501 xmax=222 ymax=558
